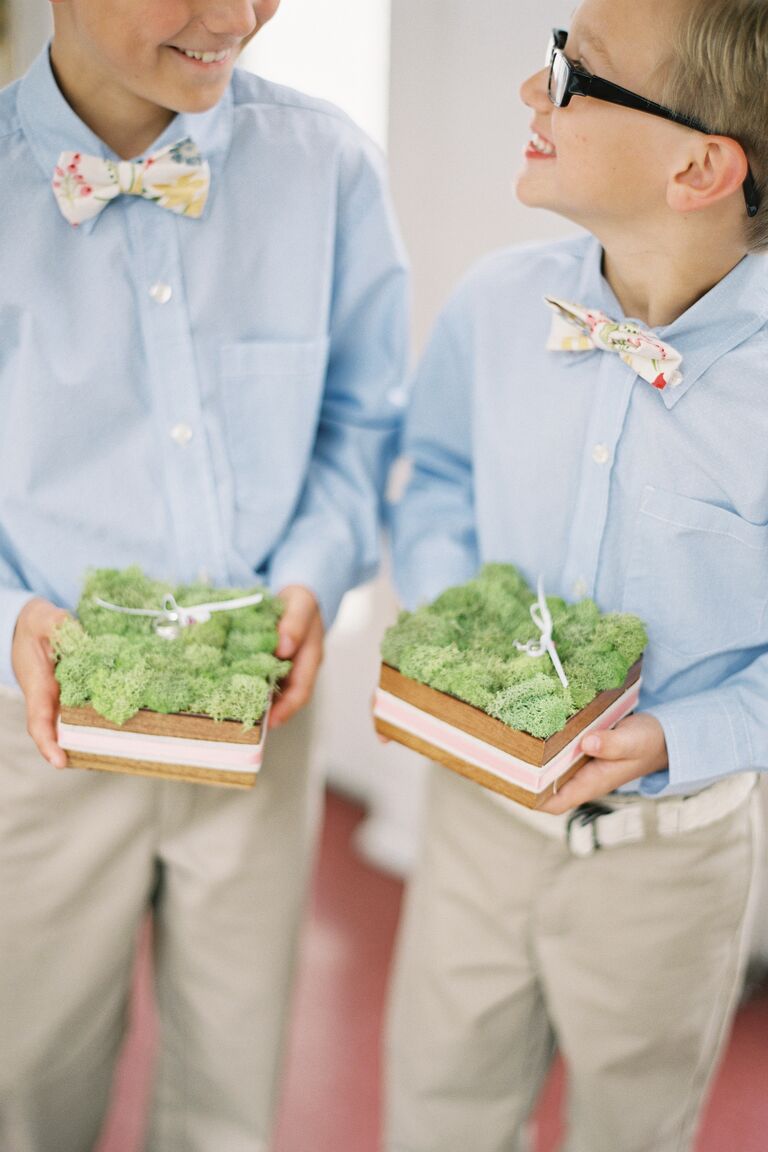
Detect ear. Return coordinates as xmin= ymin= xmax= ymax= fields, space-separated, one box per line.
xmin=667 ymin=135 xmax=750 ymax=215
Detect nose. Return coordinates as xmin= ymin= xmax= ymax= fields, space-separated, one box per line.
xmin=199 ymin=1 xmax=258 ymax=39
xmin=520 ymin=65 xmax=550 ymax=111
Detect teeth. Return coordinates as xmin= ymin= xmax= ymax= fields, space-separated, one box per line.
xmin=181 ymin=48 xmax=229 ymax=63
xmin=530 ymin=131 xmax=555 ymax=156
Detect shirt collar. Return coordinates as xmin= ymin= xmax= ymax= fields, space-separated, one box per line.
xmin=566 ymin=236 xmax=768 ymax=409
xmin=18 ymin=44 xmax=234 ymax=233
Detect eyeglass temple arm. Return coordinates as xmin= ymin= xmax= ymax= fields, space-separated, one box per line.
xmin=573 ymin=73 xmax=760 ymax=217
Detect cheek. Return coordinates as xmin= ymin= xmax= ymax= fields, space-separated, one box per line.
xmin=131 ymin=1 xmax=192 ymax=45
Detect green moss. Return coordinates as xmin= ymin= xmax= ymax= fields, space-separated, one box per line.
xmin=380 ymin=610 xmax=461 ymax=667
xmin=89 ymin=664 xmax=147 ymax=726
xmin=381 ymin=564 xmax=646 ymax=739
xmin=54 ymin=567 xmax=289 ymax=728
xmin=594 ymin=613 xmax=648 ymax=664
xmin=226 ymin=652 xmax=292 ymax=686
xmin=205 ymin=675 xmax=271 ymax=728
xmin=488 ymin=673 xmax=570 ymax=740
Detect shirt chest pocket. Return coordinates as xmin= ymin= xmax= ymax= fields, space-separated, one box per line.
xmin=623 ymin=486 xmax=768 ymax=660
xmin=219 ymin=338 xmax=330 ymax=531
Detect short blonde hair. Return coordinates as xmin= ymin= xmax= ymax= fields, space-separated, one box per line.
xmin=662 ymin=0 xmax=768 ymax=250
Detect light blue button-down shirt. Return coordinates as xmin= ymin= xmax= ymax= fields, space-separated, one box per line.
xmin=393 ymin=234 xmax=768 ymax=795
xmin=0 ymin=49 xmax=408 ymax=687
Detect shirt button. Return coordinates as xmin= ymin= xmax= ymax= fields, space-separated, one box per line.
xmin=170 ymin=423 xmax=193 ymax=446
xmin=149 ymin=281 xmax=173 ymax=304
xmin=573 ymin=578 xmax=588 ymax=598
xmin=591 ymin=443 xmax=610 ymax=465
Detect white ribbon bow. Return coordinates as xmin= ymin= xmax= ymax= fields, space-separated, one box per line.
xmin=514 ymin=577 xmax=569 ymax=689
xmin=94 ymin=591 xmax=264 ymax=639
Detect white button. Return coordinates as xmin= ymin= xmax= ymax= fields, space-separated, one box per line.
xmin=573 ymin=579 xmax=588 ymax=598
xmin=387 ymin=387 xmax=408 ymax=409
xmin=170 ymin=423 xmax=193 ymax=446
xmin=149 ymin=281 xmax=173 ymax=304
xmin=591 ymin=443 xmax=610 ymax=465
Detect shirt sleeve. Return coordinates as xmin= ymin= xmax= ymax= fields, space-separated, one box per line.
xmin=639 ymin=649 xmax=768 ymax=794
xmin=267 ymin=134 xmax=409 ymax=626
xmin=390 ymin=292 xmax=480 ymax=610
xmin=0 ymin=558 xmax=36 ymax=688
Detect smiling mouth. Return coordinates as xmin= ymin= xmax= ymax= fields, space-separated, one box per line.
xmin=171 ymin=47 xmax=232 ymax=65
xmin=527 ymin=131 xmax=556 ymax=157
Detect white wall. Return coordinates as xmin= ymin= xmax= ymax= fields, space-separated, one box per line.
xmin=389 ymin=0 xmax=576 ymax=352
xmin=1 ymin=1 xmax=50 ymax=84
xmin=241 ymin=0 xmax=390 ymax=150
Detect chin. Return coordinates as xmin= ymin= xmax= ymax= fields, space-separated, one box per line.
xmin=170 ymin=85 xmax=230 ymax=115
xmin=514 ymin=175 xmax=550 ymax=211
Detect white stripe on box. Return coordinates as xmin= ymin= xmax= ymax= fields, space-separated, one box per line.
xmin=374 ymin=680 xmax=641 ymax=795
xmin=57 ymin=715 xmax=267 ymax=774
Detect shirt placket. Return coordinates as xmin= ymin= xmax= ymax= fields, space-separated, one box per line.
xmin=560 ymin=352 xmax=634 ymax=602
xmin=129 ymin=204 xmax=228 ymax=584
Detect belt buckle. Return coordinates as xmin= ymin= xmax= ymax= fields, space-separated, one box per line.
xmin=566 ymin=801 xmax=613 ymax=857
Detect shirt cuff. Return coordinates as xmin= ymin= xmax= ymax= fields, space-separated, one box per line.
xmin=0 ymin=589 xmax=37 ymax=689
xmin=631 ymin=767 xmax=670 ymax=797
xmin=268 ymin=539 xmax=364 ymax=631
xmin=393 ymin=541 xmax=479 ymax=612
xmin=644 ymin=693 xmax=748 ymax=791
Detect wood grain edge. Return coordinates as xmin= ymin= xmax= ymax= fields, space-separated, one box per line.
xmin=60 ymin=705 xmax=263 ymax=745
xmin=65 ymin=750 xmax=257 ymax=789
xmin=379 ymin=661 xmax=641 ymax=766
xmin=374 ymin=718 xmax=586 ymax=810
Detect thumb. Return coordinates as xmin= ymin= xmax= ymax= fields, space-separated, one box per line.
xmin=276 ymin=585 xmax=319 ymax=659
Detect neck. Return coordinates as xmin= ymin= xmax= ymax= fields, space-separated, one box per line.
xmin=596 ymin=212 xmax=747 ymax=328
xmin=50 ymin=43 xmax=174 ymax=160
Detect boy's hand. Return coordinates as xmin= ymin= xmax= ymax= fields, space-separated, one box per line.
xmin=540 ymin=713 xmax=668 ymax=815
xmin=269 ymin=585 xmax=324 ymax=729
xmin=11 ymin=598 xmax=71 ymax=769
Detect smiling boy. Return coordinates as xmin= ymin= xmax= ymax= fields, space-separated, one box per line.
xmin=0 ymin=2 xmax=407 ymax=1149
xmin=385 ymin=1 xmax=767 ymax=1149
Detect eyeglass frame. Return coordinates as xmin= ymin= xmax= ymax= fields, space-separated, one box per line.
xmin=545 ymin=29 xmax=760 ymax=219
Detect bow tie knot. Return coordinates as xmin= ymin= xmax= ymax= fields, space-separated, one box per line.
xmin=545 ymin=296 xmax=683 ymax=390
xmin=52 ymin=137 xmax=210 ymax=227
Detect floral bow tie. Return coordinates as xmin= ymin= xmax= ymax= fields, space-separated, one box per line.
xmin=545 ymin=296 xmax=683 ymax=390
xmin=52 ymin=137 xmax=210 ymax=227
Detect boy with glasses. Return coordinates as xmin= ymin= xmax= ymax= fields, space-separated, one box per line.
xmin=386 ymin=1 xmax=766 ymax=1149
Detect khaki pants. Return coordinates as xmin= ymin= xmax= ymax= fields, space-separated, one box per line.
xmin=0 ymin=692 xmax=320 ymax=1152
xmin=386 ymin=764 xmax=760 ymax=1152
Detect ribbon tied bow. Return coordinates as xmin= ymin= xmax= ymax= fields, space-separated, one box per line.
xmin=514 ymin=577 xmax=569 ymax=689
xmin=94 ymin=590 xmax=264 ymax=640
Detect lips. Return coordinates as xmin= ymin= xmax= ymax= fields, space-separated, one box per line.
xmin=527 ymin=130 xmax=556 ymax=157
xmin=171 ymin=46 xmax=232 ymax=65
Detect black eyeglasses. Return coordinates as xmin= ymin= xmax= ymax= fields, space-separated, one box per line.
xmin=545 ymin=29 xmax=760 ymax=218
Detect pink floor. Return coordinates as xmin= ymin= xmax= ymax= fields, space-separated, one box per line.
xmin=97 ymin=790 xmax=768 ymax=1152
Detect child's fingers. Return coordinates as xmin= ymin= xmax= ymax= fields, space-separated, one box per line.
xmin=370 ymin=692 xmax=391 ymax=743
xmin=581 ymin=727 xmax=633 ymax=761
xmin=12 ymin=599 xmax=69 ymax=769
xmin=540 ymin=757 xmax=635 ymax=815
xmin=21 ymin=649 xmax=67 ymax=769
xmin=582 ymin=714 xmax=667 ymax=766
xmin=275 ymin=584 xmax=320 ymax=659
xmin=269 ymin=615 xmax=324 ymax=729
xmin=25 ymin=683 xmax=67 ymax=770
